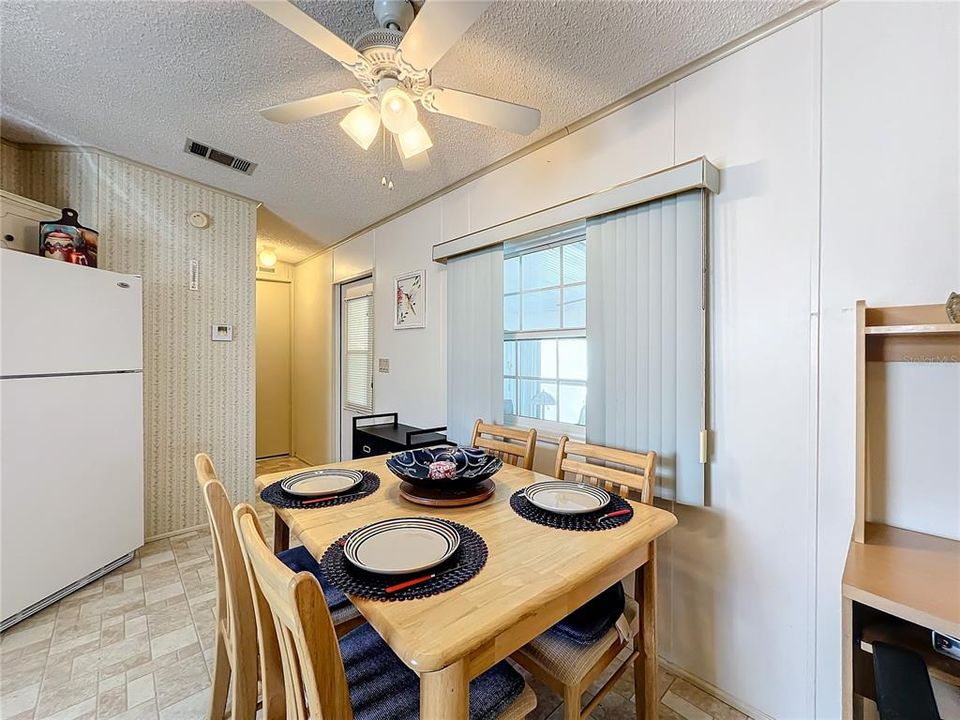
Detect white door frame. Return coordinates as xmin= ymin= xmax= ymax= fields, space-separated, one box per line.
xmin=334 ymin=274 xmax=374 ymax=461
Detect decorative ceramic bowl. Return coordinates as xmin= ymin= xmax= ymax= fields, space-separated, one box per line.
xmin=386 ymin=446 xmax=503 ymax=489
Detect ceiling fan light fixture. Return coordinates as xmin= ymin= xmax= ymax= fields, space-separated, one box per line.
xmin=340 ymin=102 xmax=381 ymax=149
xmin=380 ymin=85 xmax=418 ymax=134
xmin=396 ymin=121 xmax=433 ymax=159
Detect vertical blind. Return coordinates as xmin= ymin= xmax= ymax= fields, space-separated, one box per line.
xmin=446 ymin=244 xmax=505 ymax=443
xmin=586 ymin=190 xmax=706 ymax=505
xmin=343 ymin=293 xmax=374 ymax=413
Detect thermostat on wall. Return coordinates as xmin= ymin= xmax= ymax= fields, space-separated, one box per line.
xmin=211 ymin=324 xmax=233 ymax=342
xmin=188 ymin=211 xmax=210 ymax=229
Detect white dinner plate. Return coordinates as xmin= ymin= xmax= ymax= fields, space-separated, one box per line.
xmin=523 ymin=481 xmax=611 ymax=515
xmin=343 ymin=517 xmax=460 ymax=575
xmin=280 ymin=469 xmax=363 ymax=497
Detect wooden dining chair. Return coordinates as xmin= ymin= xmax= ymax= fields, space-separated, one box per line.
xmin=470 ymin=419 xmax=537 ymax=470
xmin=233 ymin=502 xmax=538 ymax=720
xmin=194 ymin=454 xmax=362 ymax=720
xmin=511 ymin=437 xmax=657 ymax=720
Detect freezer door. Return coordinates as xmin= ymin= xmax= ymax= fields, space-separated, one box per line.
xmin=0 ymin=250 xmax=142 ymax=376
xmin=1 ymin=372 xmax=144 ymax=621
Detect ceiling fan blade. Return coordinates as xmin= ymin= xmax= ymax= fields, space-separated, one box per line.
xmin=261 ymin=90 xmax=365 ymax=124
xmin=422 ymin=87 xmax=541 ymax=135
xmin=394 ymin=134 xmax=431 ymax=172
xmin=398 ymin=1 xmax=492 ymax=71
xmin=246 ymin=0 xmax=362 ymax=67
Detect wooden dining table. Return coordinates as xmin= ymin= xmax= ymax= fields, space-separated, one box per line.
xmin=256 ymin=454 xmax=677 ymax=719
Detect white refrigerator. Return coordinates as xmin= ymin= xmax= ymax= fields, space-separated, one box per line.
xmin=1 ymin=250 xmax=144 ymax=629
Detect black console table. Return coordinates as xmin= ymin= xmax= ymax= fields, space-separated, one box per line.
xmin=351 ymin=413 xmax=451 ymax=459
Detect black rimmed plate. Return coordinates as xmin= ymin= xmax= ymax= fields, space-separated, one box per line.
xmin=343 ymin=517 xmax=460 ymax=575
xmin=523 ymin=481 xmax=611 ymax=515
xmin=280 ymin=469 xmax=364 ymax=498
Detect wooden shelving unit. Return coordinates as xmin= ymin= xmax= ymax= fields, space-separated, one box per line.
xmin=843 ymin=301 xmax=960 ymax=718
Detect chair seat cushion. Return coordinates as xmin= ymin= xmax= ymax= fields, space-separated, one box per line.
xmin=551 ymin=582 xmax=625 ymax=644
xmin=342 ymin=623 xmax=525 ymax=720
xmin=277 ymin=545 xmax=358 ymax=624
xmin=517 ymin=597 xmax=639 ymax=686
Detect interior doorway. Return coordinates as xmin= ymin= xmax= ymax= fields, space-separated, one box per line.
xmin=337 ymin=276 xmax=374 ymax=461
xmin=255 ymin=278 xmax=292 ymax=459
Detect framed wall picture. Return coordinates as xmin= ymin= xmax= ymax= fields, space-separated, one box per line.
xmin=394 ymin=270 xmax=426 ymax=329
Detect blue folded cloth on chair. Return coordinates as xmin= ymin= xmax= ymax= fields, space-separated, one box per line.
xmin=277 ymin=545 xmax=350 ymax=612
xmin=549 ymin=582 xmax=625 ymax=645
xmin=342 ymin=623 xmax=524 ymax=720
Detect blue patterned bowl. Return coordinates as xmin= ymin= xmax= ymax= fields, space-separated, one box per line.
xmin=385 ymin=446 xmax=503 ymax=489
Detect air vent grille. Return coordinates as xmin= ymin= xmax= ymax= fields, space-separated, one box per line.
xmin=183 ymin=138 xmax=257 ymax=176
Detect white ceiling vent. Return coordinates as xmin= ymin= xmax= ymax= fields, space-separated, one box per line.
xmin=184 ymin=138 xmax=257 ymax=176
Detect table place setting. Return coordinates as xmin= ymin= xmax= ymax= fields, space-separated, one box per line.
xmin=259 ymin=467 xmax=380 ymax=509
xmin=510 ymin=480 xmax=635 ymax=531
xmin=319 ymin=516 xmax=488 ymax=601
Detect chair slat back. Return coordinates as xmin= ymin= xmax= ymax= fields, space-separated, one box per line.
xmin=470 ymin=419 xmax=537 ymax=470
xmin=194 ymin=454 xmax=254 ymax=649
xmin=553 ymin=438 xmax=657 ymax=505
xmin=234 ymin=504 xmax=354 ymax=720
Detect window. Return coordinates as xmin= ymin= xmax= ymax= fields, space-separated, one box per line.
xmin=503 ymin=231 xmax=586 ymax=430
xmin=343 ymin=293 xmax=373 ymax=413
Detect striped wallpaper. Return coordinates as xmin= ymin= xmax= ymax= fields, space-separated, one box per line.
xmin=1 ymin=143 xmax=257 ymax=537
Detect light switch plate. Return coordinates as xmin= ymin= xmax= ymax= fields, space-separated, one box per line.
xmin=211 ymin=324 xmax=233 ymax=342
xmin=378 ymin=358 xmax=390 ymax=373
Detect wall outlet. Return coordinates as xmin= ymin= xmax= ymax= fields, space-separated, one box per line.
xmin=211 ymin=324 xmax=233 ymax=342
xmin=378 ymin=358 xmax=390 ymax=373
xmin=189 ymin=259 xmax=200 ymax=291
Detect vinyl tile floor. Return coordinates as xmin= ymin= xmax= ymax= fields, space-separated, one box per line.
xmin=0 ymin=456 xmax=748 ymax=720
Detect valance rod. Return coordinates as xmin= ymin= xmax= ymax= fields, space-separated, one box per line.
xmin=432 ymin=156 xmax=720 ymax=263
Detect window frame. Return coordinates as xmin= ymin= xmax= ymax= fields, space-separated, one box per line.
xmin=503 ymin=230 xmax=587 ymax=440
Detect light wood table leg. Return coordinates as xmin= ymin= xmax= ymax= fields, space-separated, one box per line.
xmin=273 ymin=513 xmax=290 ymax=553
xmin=420 ymin=659 xmax=468 ymax=720
xmin=634 ymin=540 xmax=658 ymax=720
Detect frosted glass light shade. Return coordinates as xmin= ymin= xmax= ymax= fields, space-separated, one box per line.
xmin=396 ymin=122 xmax=433 ymax=159
xmin=340 ymin=103 xmax=381 ymax=150
xmin=380 ymin=86 xmax=418 ymax=134
xmin=258 ymin=247 xmax=278 ymax=268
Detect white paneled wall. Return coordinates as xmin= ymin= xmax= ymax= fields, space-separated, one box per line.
xmin=817 ymin=1 xmax=960 ymax=714
xmin=290 ymin=4 xmax=957 ymax=716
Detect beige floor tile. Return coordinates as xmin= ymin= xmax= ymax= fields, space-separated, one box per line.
xmin=662 ymin=691 xmax=712 ymax=720
xmin=1 ymin=621 xmax=54 ymax=653
xmin=125 ymin=676 xmax=154 ymax=710
xmin=97 ymin=684 xmax=127 ymax=719
xmin=107 ymin=702 xmax=157 ymax=720
xmin=153 ymin=654 xmax=209 ymax=711
xmin=37 ymin=695 xmax=96 ymax=720
xmin=34 ymin=676 xmax=98 ymax=719
xmin=148 ymin=627 xmax=196 ymax=661
xmin=1 ymin=682 xmax=41 ymax=719
xmin=156 ymin=688 xmax=209 ymax=720
xmin=667 ymin=680 xmax=748 ymax=720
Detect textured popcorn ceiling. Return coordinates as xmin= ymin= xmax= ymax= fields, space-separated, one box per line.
xmin=1 ymin=0 xmax=798 ymax=260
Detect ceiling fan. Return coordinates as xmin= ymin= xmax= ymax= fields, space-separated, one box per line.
xmin=247 ymin=0 xmax=541 ymax=168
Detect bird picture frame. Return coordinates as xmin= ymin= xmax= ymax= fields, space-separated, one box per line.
xmin=394 ymin=269 xmax=426 ymax=329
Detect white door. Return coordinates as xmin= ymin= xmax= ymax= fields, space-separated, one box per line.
xmin=1 ymin=372 xmax=144 ymax=621
xmin=0 ymin=250 xmax=142 ymax=376
xmin=256 ymin=280 xmax=292 ymax=458
xmin=339 ymin=278 xmax=373 ymax=460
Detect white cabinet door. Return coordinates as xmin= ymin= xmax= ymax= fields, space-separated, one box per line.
xmin=0 ymin=191 xmax=58 ymax=254
xmin=0 ymin=372 xmax=143 ymax=621
xmin=0 ymin=251 xmax=142 ymax=376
